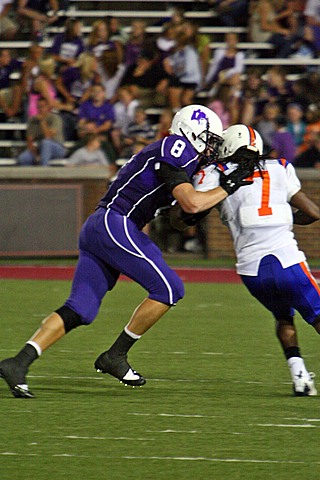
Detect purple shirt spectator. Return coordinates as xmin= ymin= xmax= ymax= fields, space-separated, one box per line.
xmin=49 ymin=33 xmax=85 ymax=61
xmin=272 ymin=130 xmax=296 ymax=163
xmin=78 ymin=99 xmax=115 ymax=126
xmin=61 ymin=66 xmax=93 ymax=103
xmin=0 ymin=58 xmax=22 ymax=89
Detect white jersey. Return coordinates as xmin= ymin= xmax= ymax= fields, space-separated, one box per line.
xmin=193 ymin=159 xmax=306 ymax=275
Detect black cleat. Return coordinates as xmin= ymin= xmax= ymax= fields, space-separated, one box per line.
xmin=0 ymin=358 xmax=34 ymax=398
xmin=94 ymin=351 xmax=146 ymax=387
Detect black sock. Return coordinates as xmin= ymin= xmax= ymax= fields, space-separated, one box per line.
xmin=15 ymin=344 xmax=39 ymax=370
xmin=284 ymin=346 xmax=301 ymax=360
xmin=108 ymin=330 xmax=138 ymax=358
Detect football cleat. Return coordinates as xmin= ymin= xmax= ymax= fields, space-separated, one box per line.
xmin=94 ymin=351 xmax=146 ymax=387
xmin=293 ymin=372 xmax=317 ymax=397
xmin=0 ymin=357 xmax=34 ymax=398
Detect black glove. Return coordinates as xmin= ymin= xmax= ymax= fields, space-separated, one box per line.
xmin=219 ymin=167 xmax=253 ymax=195
xmin=180 ymin=208 xmax=213 ymax=227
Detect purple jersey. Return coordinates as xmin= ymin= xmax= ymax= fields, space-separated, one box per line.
xmin=78 ymin=99 xmax=115 ymax=125
xmin=98 ymin=135 xmax=199 ymax=229
xmin=49 ymin=34 xmax=85 ymax=60
xmin=63 ymin=134 xmax=196 ymax=322
xmin=61 ymin=66 xmax=93 ymax=101
xmin=0 ymin=59 xmax=22 ymax=89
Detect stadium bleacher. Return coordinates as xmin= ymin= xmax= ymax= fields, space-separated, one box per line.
xmin=0 ymin=0 xmax=319 ymax=165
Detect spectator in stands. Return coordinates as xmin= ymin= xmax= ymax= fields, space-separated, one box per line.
xmin=0 ymin=0 xmax=17 ymax=40
xmin=255 ymin=102 xmax=280 ymax=152
xmin=154 ymin=5 xmax=184 ymax=30
xmin=119 ymin=106 xmax=155 ymax=159
xmin=156 ymin=22 xmax=177 ymax=61
xmin=55 ymin=52 xmax=98 ymax=107
xmin=291 ymin=77 xmax=316 ymax=112
xmin=164 ymin=30 xmax=202 ymax=109
xmin=49 ymin=18 xmax=85 ymax=70
xmin=55 ymin=52 xmax=99 ymax=140
xmin=20 ymin=43 xmax=44 ymax=119
xmin=111 ymin=86 xmax=139 ymax=154
xmin=77 ymin=83 xmax=116 ymax=162
xmin=182 ymin=20 xmax=211 ymax=79
xmin=154 ymin=108 xmax=173 ymax=141
xmin=295 ymin=132 xmax=320 ymax=168
xmin=67 ymin=133 xmax=113 ymax=171
xmin=97 ymin=49 xmax=126 ymax=101
xmin=27 ymin=56 xmax=73 ymax=117
xmin=249 ymin=0 xmax=299 ymax=58
xmin=271 ymin=115 xmax=296 ymax=163
xmin=240 ymin=67 xmax=268 ymax=125
xmin=123 ymin=19 xmax=147 ymax=67
xmin=17 ymin=96 xmax=66 ymax=166
xmin=308 ymin=72 xmax=320 ymax=105
xmin=207 ymin=84 xmax=235 ymax=128
xmin=17 ymin=0 xmax=59 ymax=41
xmin=204 ymin=32 xmax=245 ymax=97
xmin=212 ymin=0 xmax=249 ymax=27
xmin=0 ymin=48 xmax=23 ymax=120
xmin=304 ymin=0 xmax=320 ymax=53
xmin=299 ymin=103 xmax=320 ymax=153
xmin=265 ymin=65 xmax=294 ymax=113
xmin=86 ymin=19 xmax=123 ymax=64
xmin=105 ymin=15 xmax=128 ymax=49
xmin=120 ymin=47 xmax=169 ymax=109
xmin=20 ymin=43 xmax=43 ymax=92
xmin=286 ymin=103 xmax=306 ymax=154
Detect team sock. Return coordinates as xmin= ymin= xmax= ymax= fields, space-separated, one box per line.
xmin=15 ymin=343 xmax=39 ymax=370
xmin=108 ymin=330 xmax=139 ymax=358
xmin=287 ymin=356 xmax=310 ymax=381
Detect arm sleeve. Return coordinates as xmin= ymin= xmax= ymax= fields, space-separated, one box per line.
xmin=155 ymin=161 xmax=192 ymax=193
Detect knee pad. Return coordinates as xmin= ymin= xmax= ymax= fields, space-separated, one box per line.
xmin=55 ymin=306 xmax=83 ymax=333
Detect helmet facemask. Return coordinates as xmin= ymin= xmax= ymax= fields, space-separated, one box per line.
xmin=198 ymin=125 xmax=223 ymax=164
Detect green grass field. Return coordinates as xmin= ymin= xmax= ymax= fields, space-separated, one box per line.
xmin=1 ymin=279 xmax=320 ymax=480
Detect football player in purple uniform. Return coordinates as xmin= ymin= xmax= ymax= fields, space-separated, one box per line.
xmin=0 ymin=105 xmax=252 ymax=398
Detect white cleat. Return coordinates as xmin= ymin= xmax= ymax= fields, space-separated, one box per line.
xmin=293 ymin=372 xmax=317 ymax=396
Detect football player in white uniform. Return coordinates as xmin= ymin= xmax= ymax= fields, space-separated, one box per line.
xmin=173 ymin=124 xmax=320 ymax=396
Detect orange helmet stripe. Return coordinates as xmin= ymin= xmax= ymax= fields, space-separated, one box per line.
xmin=247 ymin=125 xmax=256 ymax=147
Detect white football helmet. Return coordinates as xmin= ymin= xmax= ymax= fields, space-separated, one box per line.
xmin=169 ymin=104 xmax=223 ymax=158
xmin=220 ymin=124 xmax=263 ymax=159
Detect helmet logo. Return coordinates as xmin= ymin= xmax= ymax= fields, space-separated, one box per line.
xmin=191 ymin=109 xmax=207 ymax=124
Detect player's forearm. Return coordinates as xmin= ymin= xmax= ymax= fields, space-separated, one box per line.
xmin=290 ymin=191 xmax=320 ymax=224
xmin=173 ymin=183 xmax=227 ymax=214
xmin=293 ymin=210 xmax=319 ymax=225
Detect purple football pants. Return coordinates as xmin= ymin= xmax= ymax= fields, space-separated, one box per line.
xmin=64 ymin=208 xmax=184 ymax=324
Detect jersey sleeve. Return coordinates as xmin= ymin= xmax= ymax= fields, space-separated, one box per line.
xmin=160 ymin=135 xmax=197 ymax=169
xmin=286 ymin=163 xmax=301 ymax=201
xmin=192 ymin=165 xmax=220 ymax=192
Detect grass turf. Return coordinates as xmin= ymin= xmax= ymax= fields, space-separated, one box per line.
xmin=0 ymin=279 xmax=320 ymax=480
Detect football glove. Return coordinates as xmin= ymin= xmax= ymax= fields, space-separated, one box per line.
xmin=219 ymin=167 xmax=253 ymax=195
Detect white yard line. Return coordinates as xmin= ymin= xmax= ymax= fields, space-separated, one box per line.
xmin=0 ymin=452 xmax=319 ymax=464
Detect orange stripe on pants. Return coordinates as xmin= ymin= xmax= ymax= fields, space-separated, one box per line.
xmin=300 ymin=262 xmax=320 ymax=295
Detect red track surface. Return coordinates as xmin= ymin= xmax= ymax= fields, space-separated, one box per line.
xmin=0 ymin=265 xmax=319 ymax=283
xmin=0 ymin=265 xmax=242 ymax=282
